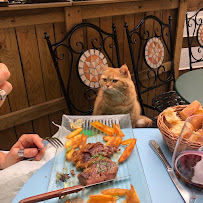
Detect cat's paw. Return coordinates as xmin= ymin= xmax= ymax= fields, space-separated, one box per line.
xmin=135 ymin=116 xmax=153 ymax=128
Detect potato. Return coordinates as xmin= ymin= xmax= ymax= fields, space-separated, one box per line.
xmin=121 ymin=138 xmax=135 ymax=145
xmin=126 ymin=184 xmax=140 ymax=203
xmin=66 ymin=148 xmax=75 ymax=162
xmin=119 ymin=139 xmax=137 ymax=163
xmin=66 ymin=128 xmax=83 ymax=139
xmin=101 ymin=188 xmax=128 ymax=196
xmin=113 ymin=123 xmax=125 ymax=137
xmin=87 ymin=194 xmax=116 ymax=203
xmin=65 ymin=134 xmax=82 ymax=149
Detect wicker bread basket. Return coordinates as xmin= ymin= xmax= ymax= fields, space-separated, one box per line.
xmin=157 ymin=105 xmax=203 ymax=152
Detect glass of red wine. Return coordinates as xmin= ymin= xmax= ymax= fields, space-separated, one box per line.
xmin=172 ymin=114 xmax=203 ymax=203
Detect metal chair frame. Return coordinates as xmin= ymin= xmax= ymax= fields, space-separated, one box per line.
xmin=45 ymin=22 xmax=120 ymax=115
xmin=125 ymin=15 xmax=186 ymax=115
xmin=186 ymin=8 xmax=203 ymax=71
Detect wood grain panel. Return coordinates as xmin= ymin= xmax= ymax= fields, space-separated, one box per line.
xmin=0 ymin=8 xmax=64 ymax=29
xmin=81 ymin=0 xmax=179 ymax=19
xmin=36 ymin=23 xmax=64 ymax=135
xmin=100 ymin=16 xmax=113 ymax=67
xmin=112 ymin=15 xmax=125 ymax=66
xmin=187 ymin=0 xmax=203 ymax=12
xmin=0 ymin=97 xmax=66 ymax=131
xmin=0 ymin=27 xmax=34 ymax=139
xmin=15 ymin=25 xmax=50 ymax=138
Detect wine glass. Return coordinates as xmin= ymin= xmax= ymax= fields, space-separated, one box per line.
xmin=172 ymin=114 xmax=203 ymax=203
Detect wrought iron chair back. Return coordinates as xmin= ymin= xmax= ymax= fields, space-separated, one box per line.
xmin=186 ymin=8 xmax=203 ymax=71
xmin=45 ymin=22 xmax=120 ymax=115
xmin=125 ymin=15 xmax=186 ymax=115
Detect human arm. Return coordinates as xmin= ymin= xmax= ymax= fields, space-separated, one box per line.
xmin=0 ymin=134 xmax=46 ymax=169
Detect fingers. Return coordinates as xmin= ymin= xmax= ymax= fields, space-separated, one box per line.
xmin=0 ymin=63 xmax=10 ymax=85
xmin=23 ymin=148 xmax=39 ymax=158
xmin=19 ymin=134 xmax=44 ymax=149
xmin=35 ymin=147 xmax=46 ymax=161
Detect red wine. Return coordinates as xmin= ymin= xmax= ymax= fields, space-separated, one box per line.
xmin=174 ymin=151 xmax=203 ymax=194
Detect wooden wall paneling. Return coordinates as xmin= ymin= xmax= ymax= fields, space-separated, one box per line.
xmin=35 ymin=23 xmax=64 ymax=136
xmin=53 ymin=22 xmax=70 ymax=116
xmin=112 ymin=15 xmax=125 ymax=66
xmin=187 ymin=0 xmax=203 ymax=12
xmin=15 ymin=25 xmax=50 ymax=138
xmin=64 ymin=7 xmax=86 ymax=114
xmin=173 ymin=0 xmax=187 ymax=79
xmin=124 ymin=14 xmax=135 ymax=75
xmin=0 ymin=27 xmax=33 ymax=148
xmin=81 ymin=0 xmax=179 ymax=19
xmin=100 ymin=16 xmax=113 ymax=67
xmin=0 ymin=97 xmax=66 ymax=132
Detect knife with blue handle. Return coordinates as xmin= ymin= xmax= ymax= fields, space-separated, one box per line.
xmin=149 ymin=140 xmax=190 ymax=203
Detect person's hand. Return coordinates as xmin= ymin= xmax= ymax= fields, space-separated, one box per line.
xmin=0 ymin=63 xmax=12 ymax=107
xmin=1 ymin=134 xmax=46 ymax=169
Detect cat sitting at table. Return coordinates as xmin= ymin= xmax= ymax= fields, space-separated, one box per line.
xmin=93 ymin=64 xmax=152 ymax=128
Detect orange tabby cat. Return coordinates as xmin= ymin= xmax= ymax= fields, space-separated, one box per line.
xmin=93 ymin=64 xmax=152 ymax=128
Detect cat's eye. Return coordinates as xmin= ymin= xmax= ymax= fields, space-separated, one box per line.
xmin=113 ymin=79 xmax=118 ymax=83
xmin=103 ymin=78 xmax=107 ymax=82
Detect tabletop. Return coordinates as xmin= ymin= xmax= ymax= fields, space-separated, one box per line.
xmin=13 ymin=128 xmax=203 ymax=203
xmin=174 ymin=69 xmax=203 ymax=105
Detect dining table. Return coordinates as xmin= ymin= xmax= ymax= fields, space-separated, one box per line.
xmin=13 ymin=128 xmax=203 ymax=203
xmin=174 ymin=68 xmax=203 ymax=105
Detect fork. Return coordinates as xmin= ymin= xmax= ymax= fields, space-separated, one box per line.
xmin=43 ymin=137 xmax=64 ymax=148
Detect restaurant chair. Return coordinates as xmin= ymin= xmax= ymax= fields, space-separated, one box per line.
xmin=125 ymin=15 xmax=187 ymax=115
xmin=186 ymin=8 xmax=203 ymax=71
xmin=45 ymin=22 xmax=120 ymax=115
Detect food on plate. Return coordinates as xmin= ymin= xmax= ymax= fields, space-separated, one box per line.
xmin=70 ymin=169 xmax=75 ymax=176
xmin=66 ymin=128 xmax=83 ymax=139
xmin=91 ymin=121 xmax=115 ymax=136
xmin=103 ymin=135 xmax=112 ymax=142
xmin=65 ymin=199 xmax=71 ymax=203
xmin=79 ymin=135 xmax=88 ymax=150
xmin=121 ymin=138 xmax=136 ymax=145
xmin=113 ymin=136 xmax=122 ymax=147
xmin=86 ymin=184 xmax=140 ymax=203
xmin=106 ymin=137 xmax=116 ymax=146
xmin=65 ymin=134 xmax=83 ymax=149
xmin=126 ymin=184 xmax=140 ymax=203
xmin=86 ymin=194 xmax=116 ymax=203
xmin=56 ymin=172 xmax=70 ymax=183
xmin=66 ymin=148 xmax=75 ymax=162
xmin=70 ymin=119 xmax=84 ymax=130
xmin=113 ymin=123 xmax=125 ymax=137
xmin=71 ymin=142 xmax=118 ymax=169
xmin=71 ymin=197 xmax=84 ymax=203
xmin=119 ymin=139 xmax=137 ymax=163
xmin=180 ymin=100 xmax=201 ymax=120
xmin=101 ymin=188 xmax=128 ymax=196
xmin=163 ymin=107 xmax=181 ymax=124
xmin=78 ymin=157 xmax=119 ymax=186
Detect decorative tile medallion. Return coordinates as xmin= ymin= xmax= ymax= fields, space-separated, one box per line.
xmin=145 ymin=37 xmax=164 ymax=69
xmin=197 ymin=24 xmax=203 ymax=47
xmin=78 ymin=49 xmax=108 ymax=88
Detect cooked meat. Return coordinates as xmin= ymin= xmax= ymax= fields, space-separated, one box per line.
xmin=78 ymin=157 xmax=118 ymax=186
xmin=70 ymin=169 xmax=75 ymax=176
xmin=71 ymin=142 xmax=118 ymax=169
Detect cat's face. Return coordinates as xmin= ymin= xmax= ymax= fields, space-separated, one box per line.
xmin=100 ymin=64 xmax=132 ymax=94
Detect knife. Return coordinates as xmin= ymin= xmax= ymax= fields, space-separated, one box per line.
xmin=19 ymin=175 xmax=130 ymax=203
xmin=149 ymin=140 xmax=190 ymax=203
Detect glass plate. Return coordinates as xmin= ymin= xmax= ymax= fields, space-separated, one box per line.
xmin=46 ymin=114 xmax=152 ymax=203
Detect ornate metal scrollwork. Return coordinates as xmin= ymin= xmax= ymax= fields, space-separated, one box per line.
xmin=186 ymin=8 xmax=203 ymax=70
xmin=44 ymin=22 xmax=120 ymax=115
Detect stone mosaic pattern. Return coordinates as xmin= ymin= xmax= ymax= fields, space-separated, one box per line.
xmin=197 ymin=24 xmax=203 ymax=47
xmin=78 ymin=49 xmax=108 ymax=88
xmin=145 ymin=37 xmax=164 ymax=69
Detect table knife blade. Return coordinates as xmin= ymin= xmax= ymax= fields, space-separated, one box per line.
xmin=19 ymin=174 xmax=131 ymax=203
xmin=149 ymin=140 xmax=190 ymax=203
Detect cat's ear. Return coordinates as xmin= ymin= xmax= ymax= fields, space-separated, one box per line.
xmin=119 ymin=64 xmax=129 ymax=77
xmin=99 ymin=64 xmax=108 ymax=73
